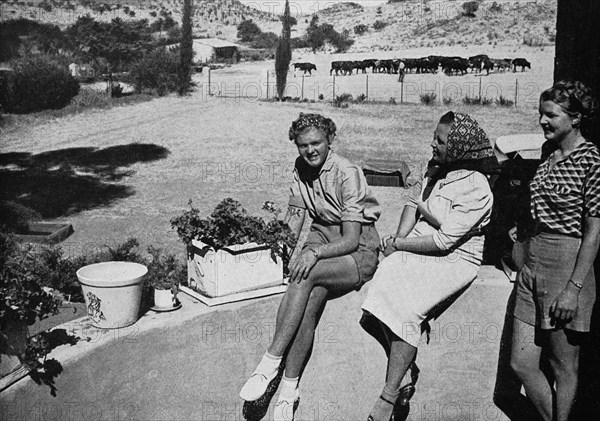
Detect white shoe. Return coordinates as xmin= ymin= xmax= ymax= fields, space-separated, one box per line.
xmin=239 ymin=369 xmax=279 ymax=401
xmin=273 ymin=390 xmax=300 ymax=421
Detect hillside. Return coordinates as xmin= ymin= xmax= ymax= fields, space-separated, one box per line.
xmin=0 ymin=0 xmax=557 ymax=52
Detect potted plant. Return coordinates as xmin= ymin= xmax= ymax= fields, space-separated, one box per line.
xmin=145 ymin=246 xmax=185 ymax=311
xmin=0 ymin=232 xmax=60 ymax=379
xmin=170 ymin=198 xmax=296 ymax=299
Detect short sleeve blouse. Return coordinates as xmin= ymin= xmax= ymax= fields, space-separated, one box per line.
xmin=288 ymin=151 xmax=381 ymax=225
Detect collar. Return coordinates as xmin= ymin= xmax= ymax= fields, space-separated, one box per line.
xmin=319 ymin=149 xmax=336 ymax=174
xmin=548 ymin=140 xmax=595 ymax=166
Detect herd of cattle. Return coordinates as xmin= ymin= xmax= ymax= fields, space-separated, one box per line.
xmin=292 ymin=55 xmax=531 ymax=77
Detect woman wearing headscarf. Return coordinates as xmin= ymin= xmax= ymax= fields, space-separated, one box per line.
xmin=240 ymin=113 xmax=382 ymax=421
xmin=361 ymin=112 xmax=500 ymax=421
xmin=509 ymin=80 xmax=599 ymax=421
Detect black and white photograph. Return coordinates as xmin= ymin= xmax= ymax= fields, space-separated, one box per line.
xmin=1 ymin=0 xmax=599 ymax=420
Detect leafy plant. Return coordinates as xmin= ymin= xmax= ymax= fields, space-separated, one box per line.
xmin=496 ymin=95 xmax=514 ymax=107
xmin=145 ymin=246 xmax=185 ymax=296
xmin=1 ymin=56 xmax=79 ymax=114
xmin=420 ymin=92 xmax=437 ymax=105
xmin=373 ymin=20 xmax=388 ymax=31
xmin=170 ymin=198 xmax=296 ymax=269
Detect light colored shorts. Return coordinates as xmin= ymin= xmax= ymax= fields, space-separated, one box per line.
xmin=513 ymin=232 xmax=596 ymax=332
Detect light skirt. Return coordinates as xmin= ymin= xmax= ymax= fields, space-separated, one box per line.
xmin=361 ymin=250 xmax=479 ymax=348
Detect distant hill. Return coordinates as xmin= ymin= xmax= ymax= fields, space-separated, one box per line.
xmin=0 ymin=0 xmax=557 ymax=52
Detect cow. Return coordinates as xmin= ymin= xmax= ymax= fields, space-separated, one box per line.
xmin=293 ymin=62 xmax=317 ymax=77
xmin=330 ymin=60 xmax=355 ymax=76
xmin=361 ymin=59 xmax=378 ymax=73
xmin=468 ymin=54 xmax=493 ymax=75
xmin=352 ymin=60 xmax=370 ymax=74
xmin=490 ymin=58 xmax=512 ymax=72
xmin=512 ymin=58 xmax=531 ymax=72
xmin=442 ymin=57 xmax=469 ymax=76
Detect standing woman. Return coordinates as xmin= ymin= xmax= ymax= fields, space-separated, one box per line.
xmin=510 ymin=80 xmax=600 ymax=421
xmin=240 ymin=113 xmax=381 ymax=420
xmin=361 ymin=112 xmax=499 ymax=421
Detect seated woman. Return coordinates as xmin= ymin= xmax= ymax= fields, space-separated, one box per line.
xmin=509 ymin=80 xmax=600 ymax=421
xmin=361 ymin=112 xmax=499 ymax=421
xmin=239 ymin=113 xmax=381 ymax=421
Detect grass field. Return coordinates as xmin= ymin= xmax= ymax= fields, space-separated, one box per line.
xmin=1 ymin=55 xmax=544 ymax=262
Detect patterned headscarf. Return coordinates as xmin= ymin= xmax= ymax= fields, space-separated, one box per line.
xmin=289 ymin=113 xmax=337 ymax=142
xmin=445 ymin=113 xmax=495 ymax=162
xmin=424 ymin=112 xmax=500 ymax=200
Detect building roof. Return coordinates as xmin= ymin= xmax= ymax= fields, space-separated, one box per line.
xmin=193 ymin=38 xmax=239 ymax=48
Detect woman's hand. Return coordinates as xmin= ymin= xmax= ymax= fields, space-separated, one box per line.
xmin=549 ymin=283 xmax=580 ymax=324
xmin=288 ymin=249 xmax=318 ymax=284
xmin=381 ymin=236 xmax=398 ymax=257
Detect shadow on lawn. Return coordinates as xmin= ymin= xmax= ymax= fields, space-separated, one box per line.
xmin=0 ymin=143 xmax=170 ymax=218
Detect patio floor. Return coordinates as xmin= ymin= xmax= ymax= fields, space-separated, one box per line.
xmin=1 ymin=267 xmax=521 ymax=421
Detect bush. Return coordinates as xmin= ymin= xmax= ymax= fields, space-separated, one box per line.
xmin=481 ymin=97 xmax=493 ymax=106
xmin=420 ymin=92 xmax=437 ymax=105
xmin=373 ymin=20 xmax=388 ymax=31
xmin=462 ymin=1 xmax=479 ymax=17
xmin=333 ymin=93 xmax=352 ymax=108
xmin=1 ymin=56 xmax=79 ymax=114
xmin=462 ymin=95 xmax=481 ymax=105
xmin=356 ymin=93 xmax=367 ymax=102
xmin=496 ymin=95 xmax=514 ymax=107
xmin=237 ymin=19 xmax=261 ymax=42
xmin=130 ymin=49 xmax=179 ymax=96
xmin=0 ymin=201 xmax=42 ymax=233
xmin=251 ymin=32 xmax=278 ymax=49
xmin=389 ymin=97 xmax=397 ymax=105
xmin=354 ymin=24 xmax=368 ymax=35
xmin=443 ymin=96 xmax=453 ymax=105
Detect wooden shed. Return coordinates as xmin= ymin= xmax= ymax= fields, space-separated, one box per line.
xmin=192 ymin=38 xmax=240 ymax=64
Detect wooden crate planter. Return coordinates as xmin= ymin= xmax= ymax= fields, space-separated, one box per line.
xmin=185 ymin=239 xmax=285 ymax=300
xmin=14 ymin=222 xmax=74 ymax=245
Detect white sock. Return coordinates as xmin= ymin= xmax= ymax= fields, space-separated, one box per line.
xmin=256 ymin=352 xmax=282 ymax=375
xmin=279 ymin=375 xmax=299 ymax=400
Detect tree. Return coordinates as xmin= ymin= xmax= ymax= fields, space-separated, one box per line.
xmin=237 ymin=19 xmax=261 ymax=42
xmin=275 ymin=0 xmax=291 ymax=100
xmin=462 ymin=1 xmax=479 ymax=17
xmin=178 ymin=0 xmax=193 ymax=95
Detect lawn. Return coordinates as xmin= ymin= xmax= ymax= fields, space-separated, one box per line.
xmin=0 ymin=84 xmax=541 ymax=263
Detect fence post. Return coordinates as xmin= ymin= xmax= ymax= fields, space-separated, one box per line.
xmin=266 ymin=71 xmax=269 ymax=100
xmin=208 ymin=67 xmax=211 ymax=96
xmin=400 ymin=80 xmax=404 ymax=103
xmin=301 ymin=75 xmax=305 ymax=100
xmin=366 ymin=74 xmax=369 ymax=100
xmin=478 ymin=77 xmax=482 ymax=100
xmin=515 ymin=79 xmax=518 ymax=107
xmin=332 ymin=74 xmax=336 ymax=102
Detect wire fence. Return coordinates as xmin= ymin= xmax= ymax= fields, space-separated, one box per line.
xmin=199 ymin=68 xmax=543 ymax=108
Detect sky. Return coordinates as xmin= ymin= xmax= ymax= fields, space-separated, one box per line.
xmin=238 ymin=0 xmax=389 ymax=17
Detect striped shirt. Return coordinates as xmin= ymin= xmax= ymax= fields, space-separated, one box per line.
xmin=288 ymin=150 xmax=381 ymax=225
xmin=530 ymin=140 xmax=600 ymax=237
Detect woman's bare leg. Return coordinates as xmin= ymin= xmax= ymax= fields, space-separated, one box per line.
xmin=369 ymin=322 xmax=417 ymax=421
xmin=509 ymin=317 xmax=553 ymax=421
xmin=548 ymin=329 xmax=580 ymax=421
xmin=284 ymin=285 xmax=329 ymax=378
xmin=268 ymin=255 xmax=360 ymax=356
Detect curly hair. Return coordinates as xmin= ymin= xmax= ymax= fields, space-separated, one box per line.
xmin=540 ymin=80 xmax=598 ymax=137
xmin=288 ymin=113 xmax=337 ymax=142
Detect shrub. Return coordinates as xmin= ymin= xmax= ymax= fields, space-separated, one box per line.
xmin=496 ymin=95 xmax=514 ymax=107
xmin=354 ymin=24 xmax=368 ymax=35
xmin=389 ymin=97 xmax=397 ymax=105
xmin=1 ymin=56 xmax=79 ymax=114
xmin=130 ymin=48 xmax=179 ymax=96
xmin=333 ymin=93 xmax=352 ymax=108
xmin=237 ymin=19 xmax=261 ymax=42
xmin=420 ymin=92 xmax=437 ymax=105
xmin=0 ymin=201 xmax=42 ymax=233
xmin=481 ymin=97 xmax=493 ymax=106
xmin=462 ymin=1 xmax=479 ymax=17
xmin=356 ymin=93 xmax=367 ymax=102
xmin=462 ymin=95 xmax=480 ymax=105
xmin=373 ymin=20 xmax=388 ymax=31
xmin=251 ymin=32 xmax=278 ymax=49
xmin=443 ymin=96 xmax=453 ymax=105
xmin=318 ymin=93 xmax=324 ymax=100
